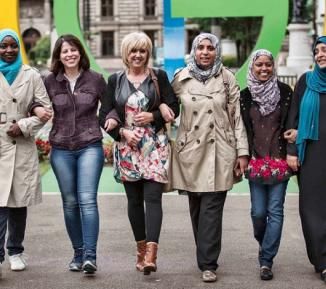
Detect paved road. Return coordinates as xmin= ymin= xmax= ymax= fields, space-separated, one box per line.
xmin=0 ymin=195 xmax=324 ymax=289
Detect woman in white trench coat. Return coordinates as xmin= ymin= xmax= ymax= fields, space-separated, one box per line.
xmin=0 ymin=29 xmax=51 ymax=277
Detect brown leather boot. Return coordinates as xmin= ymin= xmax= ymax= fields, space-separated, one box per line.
xmin=143 ymin=242 xmax=158 ymax=275
xmin=136 ymin=240 xmax=146 ymax=272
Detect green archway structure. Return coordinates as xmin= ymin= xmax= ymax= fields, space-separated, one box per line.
xmin=54 ymin=0 xmax=289 ymax=88
xmin=53 ymin=0 xmax=109 ymax=79
xmin=171 ymin=0 xmax=289 ymax=89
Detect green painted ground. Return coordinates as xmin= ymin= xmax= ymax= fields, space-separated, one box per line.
xmin=41 ymin=165 xmax=299 ymax=194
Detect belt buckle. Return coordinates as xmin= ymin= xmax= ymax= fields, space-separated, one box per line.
xmin=0 ymin=112 xmax=7 ymax=124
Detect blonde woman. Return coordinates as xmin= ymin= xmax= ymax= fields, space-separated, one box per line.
xmin=99 ymin=32 xmax=179 ymax=275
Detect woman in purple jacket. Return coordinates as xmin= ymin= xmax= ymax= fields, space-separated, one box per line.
xmin=35 ymin=34 xmax=106 ymax=275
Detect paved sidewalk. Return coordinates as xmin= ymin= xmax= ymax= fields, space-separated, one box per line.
xmin=0 ymin=195 xmax=323 ymax=289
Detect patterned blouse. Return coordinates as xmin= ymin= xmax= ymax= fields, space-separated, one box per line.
xmin=114 ymin=80 xmax=169 ymax=183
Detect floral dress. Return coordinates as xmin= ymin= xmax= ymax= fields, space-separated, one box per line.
xmin=114 ymin=85 xmax=169 ymax=183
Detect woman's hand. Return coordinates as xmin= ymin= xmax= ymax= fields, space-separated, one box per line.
xmin=284 ymin=129 xmax=297 ymax=143
xmin=122 ymin=129 xmax=142 ymax=149
xmin=159 ymin=103 xmax=175 ymax=122
xmin=104 ymin=118 xmax=118 ymax=132
xmin=234 ymin=155 xmax=248 ymax=176
xmin=6 ymin=123 xmax=22 ymax=137
xmin=286 ymin=154 xmax=300 ymax=172
xmin=134 ymin=112 xmax=154 ymax=126
xmin=33 ymin=107 xmax=53 ymax=123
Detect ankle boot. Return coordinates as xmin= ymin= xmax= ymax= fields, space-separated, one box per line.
xmin=136 ymin=240 xmax=146 ymax=272
xmin=143 ymin=242 xmax=158 ymax=275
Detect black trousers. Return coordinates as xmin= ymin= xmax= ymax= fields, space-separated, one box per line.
xmin=124 ymin=180 xmax=163 ymax=243
xmin=0 ymin=207 xmax=27 ymax=263
xmin=188 ymin=191 xmax=227 ymax=271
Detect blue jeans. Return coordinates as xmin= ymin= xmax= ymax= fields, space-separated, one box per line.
xmin=249 ymin=180 xmax=288 ymax=268
xmin=50 ymin=141 xmax=104 ymax=261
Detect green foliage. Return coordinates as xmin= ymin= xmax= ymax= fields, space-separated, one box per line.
xmin=28 ymin=36 xmax=51 ymax=67
xmin=222 ymin=55 xmax=237 ymax=68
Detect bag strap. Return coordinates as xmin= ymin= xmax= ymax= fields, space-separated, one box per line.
xmin=221 ymin=68 xmax=236 ymax=130
xmin=149 ymin=68 xmax=160 ymax=98
xmin=221 ymin=68 xmax=230 ymax=101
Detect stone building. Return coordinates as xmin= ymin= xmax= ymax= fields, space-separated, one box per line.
xmin=19 ymin=0 xmax=163 ymax=71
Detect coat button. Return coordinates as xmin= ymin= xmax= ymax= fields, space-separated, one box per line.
xmin=209 ymin=123 xmax=214 ymax=129
xmin=194 ymin=125 xmax=199 ymax=130
xmin=12 ymin=140 xmax=16 ymax=145
xmin=12 ymin=98 xmax=17 ymax=103
xmin=192 ymin=97 xmax=196 ymax=101
xmin=207 ymin=96 xmax=213 ymax=99
xmin=193 ymin=111 xmax=198 ymax=115
xmin=210 ymin=139 xmax=215 ymax=143
xmin=180 ymin=141 xmax=184 ymax=146
xmin=12 ymin=119 xmax=16 ymax=123
xmin=196 ymin=139 xmax=200 ymax=144
xmin=208 ymin=109 xmax=213 ymax=114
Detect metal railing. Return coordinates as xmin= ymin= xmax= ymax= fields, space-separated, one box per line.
xmin=277 ymin=75 xmax=298 ymax=88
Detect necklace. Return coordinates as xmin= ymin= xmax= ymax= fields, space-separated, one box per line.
xmin=127 ymin=69 xmax=148 ymax=89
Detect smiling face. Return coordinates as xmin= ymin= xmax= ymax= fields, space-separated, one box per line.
xmin=0 ymin=36 xmax=19 ymax=63
xmin=127 ymin=47 xmax=148 ymax=70
xmin=314 ymin=42 xmax=326 ymax=69
xmin=59 ymin=41 xmax=81 ymax=70
xmin=195 ymin=39 xmax=217 ymax=70
xmin=252 ymin=55 xmax=274 ymax=82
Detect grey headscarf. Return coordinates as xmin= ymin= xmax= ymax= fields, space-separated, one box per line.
xmin=247 ymin=49 xmax=280 ymax=116
xmin=187 ymin=33 xmax=222 ymax=82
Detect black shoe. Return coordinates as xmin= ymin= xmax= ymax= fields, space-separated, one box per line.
xmin=320 ymin=271 xmax=326 ymax=283
xmin=260 ymin=266 xmax=273 ymax=281
xmin=82 ymin=260 xmax=97 ymax=275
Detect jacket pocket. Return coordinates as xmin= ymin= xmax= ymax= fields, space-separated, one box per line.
xmin=52 ymin=93 xmax=68 ymax=106
xmin=174 ymin=133 xmax=188 ymax=153
xmin=224 ymin=129 xmax=236 ymax=148
xmin=78 ymin=90 xmax=96 ymax=104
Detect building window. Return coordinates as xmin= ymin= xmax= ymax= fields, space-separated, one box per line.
xmin=101 ymin=0 xmax=113 ymax=17
xmin=102 ymin=31 xmax=114 ymax=56
xmin=144 ymin=0 xmax=155 ymax=17
xmin=144 ymin=30 xmax=156 ymax=47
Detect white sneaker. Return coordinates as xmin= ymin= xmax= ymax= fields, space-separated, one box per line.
xmin=9 ymin=254 xmax=27 ymax=271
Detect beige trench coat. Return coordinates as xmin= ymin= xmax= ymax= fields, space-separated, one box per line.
xmin=0 ymin=65 xmax=51 ymax=207
xmin=171 ymin=66 xmax=248 ymax=193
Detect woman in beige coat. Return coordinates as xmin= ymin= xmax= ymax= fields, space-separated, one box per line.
xmin=0 ymin=29 xmax=51 ymax=277
xmin=170 ymin=33 xmax=248 ymax=282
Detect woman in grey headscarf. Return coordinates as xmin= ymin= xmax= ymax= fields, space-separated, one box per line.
xmin=171 ymin=33 xmax=249 ymax=282
xmin=240 ymin=49 xmax=293 ymax=281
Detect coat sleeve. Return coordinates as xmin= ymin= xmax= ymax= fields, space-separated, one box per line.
xmin=99 ymin=73 xmax=122 ymax=141
xmin=17 ymin=71 xmax=52 ymax=137
xmin=285 ymin=73 xmax=306 ymax=156
xmin=226 ymin=71 xmax=249 ymax=157
xmin=152 ymin=69 xmax=180 ymax=131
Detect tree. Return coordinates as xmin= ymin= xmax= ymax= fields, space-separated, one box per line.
xmin=28 ymin=36 xmax=51 ymax=67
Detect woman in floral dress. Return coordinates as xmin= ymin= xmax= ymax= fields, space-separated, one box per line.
xmin=99 ymin=32 xmax=179 ymax=275
xmin=240 ymin=49 xmax=293 ymax=281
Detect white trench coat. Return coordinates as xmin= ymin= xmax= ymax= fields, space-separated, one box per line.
xmin=0 ymin=65 xmax=51 ymax=207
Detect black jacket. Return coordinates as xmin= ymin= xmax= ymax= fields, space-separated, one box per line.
xmin=99 ymin=68 xmax=179 ymax=141
xmin=240 ymin=81 xmax=293 ymax=158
